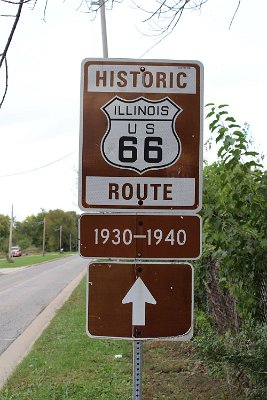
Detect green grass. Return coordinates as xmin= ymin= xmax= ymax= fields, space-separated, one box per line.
xmin=0 ymin=253 xmax=73 ymax=268
xmin=0 ymin=278 xmax=243 ymax=400
xmin=0 ymin=278 xmax=132 ymax=400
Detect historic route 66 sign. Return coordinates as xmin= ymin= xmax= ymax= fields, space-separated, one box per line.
xmin=101 ymin=97 xmax=182 ymax=174
xmin=79 ymin=58 xmax=203 ymax=213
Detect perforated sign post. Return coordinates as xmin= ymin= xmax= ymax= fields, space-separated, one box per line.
xmin=79 ymin=58 xmax=203 ymax=213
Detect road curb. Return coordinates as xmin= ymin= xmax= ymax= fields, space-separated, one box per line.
xmin=0 ymin=267 xmax=87 ymax=390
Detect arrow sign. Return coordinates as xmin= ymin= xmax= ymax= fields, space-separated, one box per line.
xmin=122 ymin=277 xmax=156 ymax=326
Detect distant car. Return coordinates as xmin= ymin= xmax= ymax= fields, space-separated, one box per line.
xmin=11 ymin=246 xmax=22 ymax=257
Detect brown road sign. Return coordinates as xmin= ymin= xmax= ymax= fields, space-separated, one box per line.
xmin=87 ymin=262 xmax=193 ymax=340
xmin=80 ymin=214 xmax=201 ymax=260
xmin=79 ymin=58 xmax=203 ymax=213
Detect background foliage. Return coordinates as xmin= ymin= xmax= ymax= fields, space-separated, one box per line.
xmin=194 ymin=104 xmax=267 ymax=398
xmin=0 ymin=104 xmax=266 ymax=397
xmin=0 ymin=209 xmax=79 ymax=255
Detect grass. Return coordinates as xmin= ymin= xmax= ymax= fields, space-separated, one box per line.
xmin=0 ymin=253 xmax=73 ymax=268
xmin=0 ymin=278 xmax=243 ymax=400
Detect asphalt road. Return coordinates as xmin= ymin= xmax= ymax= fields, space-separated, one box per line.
xmin=0 ymin=254 xmax=88 ymax=356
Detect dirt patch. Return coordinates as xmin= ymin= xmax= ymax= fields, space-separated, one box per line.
xmin=142 ymin=341 xmax=242 ymax=400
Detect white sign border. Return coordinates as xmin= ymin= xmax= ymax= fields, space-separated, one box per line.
xmin=79 ymin=213 xmax=202 ymax=261
xmin=86 ymin=261 xmax=194 ymax=341
xmin=79 ymin=58 xmax=204 ymax=214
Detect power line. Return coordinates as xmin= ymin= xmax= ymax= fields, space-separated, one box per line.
xmin=0 ymin=151 xmax=75 ymax=177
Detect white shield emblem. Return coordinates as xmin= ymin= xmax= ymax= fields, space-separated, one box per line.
xmin=101 ymin=96 xmax=182 ymax=174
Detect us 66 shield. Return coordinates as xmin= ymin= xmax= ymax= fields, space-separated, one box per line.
xmin=79 ymin=58 xmax=203 ymax=213
xmin=101 ymin=97 xmax=182 ymax=173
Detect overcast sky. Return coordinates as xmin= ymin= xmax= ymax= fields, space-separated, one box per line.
xmin=0 ymin=0 xmax=266 ymax=221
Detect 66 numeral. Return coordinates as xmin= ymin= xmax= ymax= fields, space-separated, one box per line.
xmin=119 ymin=136 xmax=163 ymax=163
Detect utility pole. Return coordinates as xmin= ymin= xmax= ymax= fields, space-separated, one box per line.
xmin=69 ymin=233 xmax=72 ymax=253
xmin=92 ymin=0 xmax=108 ymax=57
xmin=42 ymin=217 xmax=46 ymax=256
xmin=59 ymin=225 xmax=62 ymax=252
xmin=99 ymin=0 xmax=108 ymax=57
xmin=8 ymin=204 xmax=13 ymax=262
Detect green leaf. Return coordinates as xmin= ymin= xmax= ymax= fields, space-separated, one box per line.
xmin=245 ymin=161 xmax=263 ymax=168
xmin=238 ymin=144 xmax=247 ymax=151
xmin=206 ymin=111 xmax=215 ymax=118
xmin=209 ymin=120 xmax=219 ymax=131
xmin=218 ymin=104 xmax=229 ymax=109
xmin=217 ymin=147 xmax=225 ymax=157
xmin=228 ymin=124 xmax=241 ymax=129
xmin=233 ymin=130 xmax=244 ymax=137
xmin=205 ymin=102 xmax=215 ymax=107
xmin=214 ymin=219 xmax=221 ymax=229
xmin=225 ymin=117 xmax=236 ymax=122
xmin=244 ymin=151 xmax=259 ymax=157
xmin=225 ymin=135 xmax=234 ymax=144
xmin=215 ymin=133 xmax=224 ymax=143
xmin=211 ymin=124 xmax=220 ymax=133
xmin=230 ymin=149 xmax=241 ymax=157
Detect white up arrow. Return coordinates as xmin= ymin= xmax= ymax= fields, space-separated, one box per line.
xmin=122 ymin=277 xmax=157 ymax=326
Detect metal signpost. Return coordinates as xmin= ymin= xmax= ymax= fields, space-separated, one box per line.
xmin=79 ymin=57 xmax=203 ymax=399
xmin=133 ymin=340 xmax=143 ymax=399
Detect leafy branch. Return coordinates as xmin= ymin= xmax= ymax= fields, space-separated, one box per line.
xmin=205 ymin=103 xmax=263 ymax=169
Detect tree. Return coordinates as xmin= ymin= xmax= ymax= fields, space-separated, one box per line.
xmin=0 ymin=0 xmax=242 ymax=107
xmin=0 ymin=0 xmax=30 ymax=107
xmin=196 ymin=104 xmax=266 ymax=328
xmin=133 ymin=0 xmax=241 ymax=36
xmin=44 ymin=209 xmax=78 ymax=252
xmin=193 ymin=105 xmax=267 ymax=398
xmin=0 ymin=213 xmax=10 ymax=253
xmin=14 ymin=210 xmax=46 ymax=250
xmin=12 ymin=209 xmax=79 ymax=253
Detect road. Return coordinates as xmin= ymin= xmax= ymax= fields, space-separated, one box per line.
xmin=0 ymin=254 xmax=88 ymax=356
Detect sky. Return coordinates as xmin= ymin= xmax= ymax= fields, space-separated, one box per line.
xmin=0 ymin=0 xmax=266 ymax=221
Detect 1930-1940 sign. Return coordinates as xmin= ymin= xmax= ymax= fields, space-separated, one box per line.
xmin=80 ymin=213 xmax=201 ymax=260
xmin=79 ymin=59 xmax=203 ymax=213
